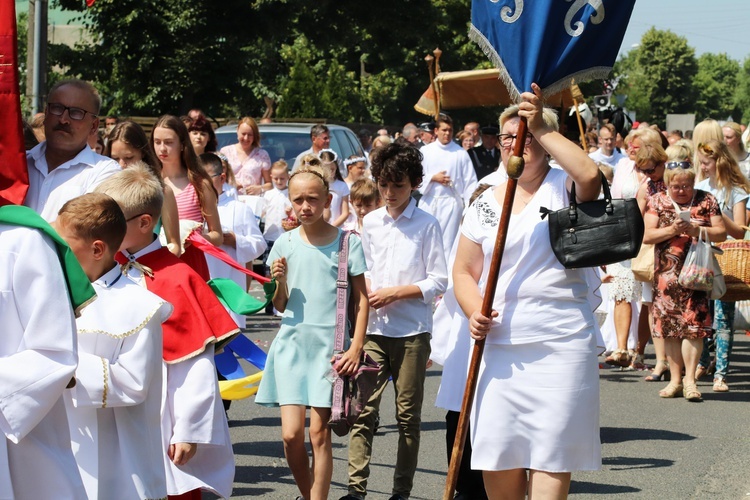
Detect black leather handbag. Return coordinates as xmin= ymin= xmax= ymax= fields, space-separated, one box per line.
xmin=540 ymin=172 xmax=644 ymax=269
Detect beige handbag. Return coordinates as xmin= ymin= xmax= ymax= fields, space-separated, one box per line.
xmin=631 ymin=243 xmax=654 ymax=283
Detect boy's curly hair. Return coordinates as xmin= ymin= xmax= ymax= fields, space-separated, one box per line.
xmin=369 ymin=143 xmax=423 ymax=187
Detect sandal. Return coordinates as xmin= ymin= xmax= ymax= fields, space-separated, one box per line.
xmin=645 ymin=361 xmax=670 ymax=382
xmin=695 ymin=364 xmax=708 ymax=380
xmin=628 ymin=354 xmax=648 ymax=371
xmin=712 ymin=378 xmax=729 ymax=393
xmin=659 ymin=383 xmax=683 ymax=398
xmin=605 ymin=349 xmax=631 ymax=368
xmin=683 ymin=383 xmax=702 ymax=402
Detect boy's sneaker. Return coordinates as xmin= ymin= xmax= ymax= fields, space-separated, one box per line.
xmin=388 ymin=495 xmax=408 ymax=500
xmin=338 ymin=495 xmax=364 ymax=500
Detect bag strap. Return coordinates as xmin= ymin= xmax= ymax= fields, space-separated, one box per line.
xmin=334 ymin=230 xmax=351 ymax=353
xmin=567 ymin=171 xmax=611 ymax=221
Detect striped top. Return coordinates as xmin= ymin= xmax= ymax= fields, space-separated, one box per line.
xmin=175 ymin=182 xmax=203 ymax=222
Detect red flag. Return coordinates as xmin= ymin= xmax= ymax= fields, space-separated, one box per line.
xmin=0 ymin=1 xmax=28 ymax=207
xmin=87 ymin=0 xmax=96 ymax=6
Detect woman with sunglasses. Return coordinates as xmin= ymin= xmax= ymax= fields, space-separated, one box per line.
xmin=602 ymin=128 xmax=664 ymax=370
xmin=694 ymin=139 xmax=750 ymax=392
xmin=642 ymin=144 xmax=726 ymax=401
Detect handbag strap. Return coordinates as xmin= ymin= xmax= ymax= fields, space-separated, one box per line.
xmin=334 ymin=230 xmax=351 ymax=353
xmin=567 ymin=171 xmax=611 ymax=221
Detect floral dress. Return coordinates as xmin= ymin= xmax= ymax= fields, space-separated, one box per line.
xmin=648 ymin=190 xmax=720 ymax=339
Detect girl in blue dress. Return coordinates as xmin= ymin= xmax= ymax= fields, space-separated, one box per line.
xmin=256 ymin=160 xmax=369 ymax=500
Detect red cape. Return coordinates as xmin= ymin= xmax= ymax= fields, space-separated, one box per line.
xmin=117 ymin=247 xmax=239 ymax=364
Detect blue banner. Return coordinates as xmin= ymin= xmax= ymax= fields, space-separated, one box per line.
xmin=470 ymin=0 xmax=636 ymax=103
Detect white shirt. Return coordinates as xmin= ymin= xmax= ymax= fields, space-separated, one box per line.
xmin=24 ymin=142 xmax=121 ymax=221
xmin=207 ymin=192 xmax=268 ymax=327
xmin=66 ymin=265 xmax=172 ymax=500
xmin=0 ymin=224 xmax=86 ymax=499
xmin=362 ymin=198 xmax=448 ymax=337
xmin=589 ymin=148 xmax=626 ymax=169
xmin=262 ymin=186 xmax=291 ymax=242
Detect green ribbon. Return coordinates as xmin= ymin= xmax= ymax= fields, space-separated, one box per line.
xmin=0 ymin=205 xmax=96 ymax=315
xmin=208 ymin=277 xmax=276 ymax=316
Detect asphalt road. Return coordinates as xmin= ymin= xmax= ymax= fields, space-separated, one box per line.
xmin=221 ymin=313 xmax=750 ymax=499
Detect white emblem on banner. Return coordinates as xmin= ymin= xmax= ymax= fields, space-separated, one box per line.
xmin=565 ymin=0 xmax=605 ymax=37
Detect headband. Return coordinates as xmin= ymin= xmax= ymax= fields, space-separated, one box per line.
xmin=318 ymin=148 xmax=338 ymax=162
xmin=344 ymin=156 xmax=367 ymax=167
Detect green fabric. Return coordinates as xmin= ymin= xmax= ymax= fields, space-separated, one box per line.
xmin=0 ymin=205 xmax=96 ymax=314
xmin=208 ymin=278 xmax=276 ymax=315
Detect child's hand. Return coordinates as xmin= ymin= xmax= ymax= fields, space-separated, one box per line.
xmin=223 ymin=231 xmax=237 ymax=248
xmin=332 ymin=346 xmax=363 ymax=377
xmin=368 ymin=287 xmax=397 ymax=309
xmin=271 ymin=257 xmax=288 ymax=283
xmin=169 ymin=442 xmax=197 ymax=466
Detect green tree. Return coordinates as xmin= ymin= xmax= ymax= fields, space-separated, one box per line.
xmin=734 ymin=57 xmax=750 ymax=124
xmin=614 ymin=28 xmax=697 ymax=127
xmin=693 ymin=52 xmax=740 ymax=121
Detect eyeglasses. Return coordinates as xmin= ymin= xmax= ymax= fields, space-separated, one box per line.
xmin=46 ymin=102 xmax=97 ymax=121
xmin=126 ymin=212 xmax=149 ymax=222
xmin=499 ymin=134 xmax=533 ymax=148
xmin=666 ymin=161 xmax=691 ymax=170
xmin=669 ymin=184 xmax=693 ymax=192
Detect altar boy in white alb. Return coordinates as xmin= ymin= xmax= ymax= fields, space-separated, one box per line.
xmin=0 ymin=206 xmax=87 ymax=499
xmin=55 ymin=193 xmax=173 ymax=500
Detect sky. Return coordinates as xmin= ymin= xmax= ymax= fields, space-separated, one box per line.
xmin=619 ymin=0 xmax=750 ymax=62
xmin=14 ymin=0 xmax=750 ymax=63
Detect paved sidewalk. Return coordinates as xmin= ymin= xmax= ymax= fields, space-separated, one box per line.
xmin=222 ymin=314 xmax=750 ymax=499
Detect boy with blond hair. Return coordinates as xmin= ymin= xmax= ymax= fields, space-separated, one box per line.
xmin=55 ymin=193 xmax=172 ymax=500
xmin=345 ymin=177 xmax=381 ymax=233
xmin=95 ymin=164 xmax=237 ymax=499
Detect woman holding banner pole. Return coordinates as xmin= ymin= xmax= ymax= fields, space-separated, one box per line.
xmin=452 ymin=85 xmax=602 ymax=498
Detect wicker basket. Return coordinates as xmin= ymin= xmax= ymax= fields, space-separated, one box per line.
xmin=715 ymin=239 xmax=750 ymax=302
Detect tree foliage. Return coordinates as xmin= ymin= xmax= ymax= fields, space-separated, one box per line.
xmin=694 ymin=53 xmax=740 ymax=121
xmin=47 ymin=0 xmax=488 ymax=124
xmin=614 ymin=28 xmax=697 ymax=126
xmin=734 ymin=57 xmax=750 ymax=124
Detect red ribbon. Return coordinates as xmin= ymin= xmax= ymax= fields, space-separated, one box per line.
xmin=186 ymin=231 xmax=271 ymax=284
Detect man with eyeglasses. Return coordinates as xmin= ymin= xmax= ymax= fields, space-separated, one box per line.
xmin=24 ymin=79 xmax=119 ymax=222
xmin=588 ymin=123 xmax=626 ymax=168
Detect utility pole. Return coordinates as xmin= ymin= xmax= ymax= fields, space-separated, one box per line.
xmin=26 ymin=0 xmax=47 ymax=115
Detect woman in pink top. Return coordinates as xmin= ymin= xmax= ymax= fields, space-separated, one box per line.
xmin=152 ymin=115 xmax=223 ymax=281
xmin=219 ymin=116 xmax=272 ymax=195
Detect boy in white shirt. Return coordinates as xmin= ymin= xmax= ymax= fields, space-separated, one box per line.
xmin=201 ymin=153 xmax=267 ymax=328
xmin=262 ymin=159 xmax=292 ymax=246
xmin=342 ymin=143 xmax=448 ymax=500
xmin=55 ymin=193 xmax=172 ymax=500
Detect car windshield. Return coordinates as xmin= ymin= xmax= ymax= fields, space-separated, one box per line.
xmin=216 ymin=130 xmax=310 ymax=166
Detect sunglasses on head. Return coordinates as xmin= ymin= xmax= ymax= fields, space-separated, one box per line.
xmin=666 ymin=161 xmax=691 ymax=170
xmin=698 ymin=143 xmax=715 ymax=155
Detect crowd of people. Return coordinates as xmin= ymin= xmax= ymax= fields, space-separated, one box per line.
xmin=4 ymin=75 xmax=750 ymax=500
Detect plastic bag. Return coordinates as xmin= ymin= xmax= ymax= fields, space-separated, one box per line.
xmin=678 ymin=228 xmax=714 ymax=292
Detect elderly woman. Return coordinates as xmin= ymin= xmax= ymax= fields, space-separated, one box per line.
xmin=643 ymin=152 xmax=726 ymax=401
xmin=453 ymin=84 xmax=602 ymax=499
xmin=219 ymin=116 xmax=272 ymax=195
